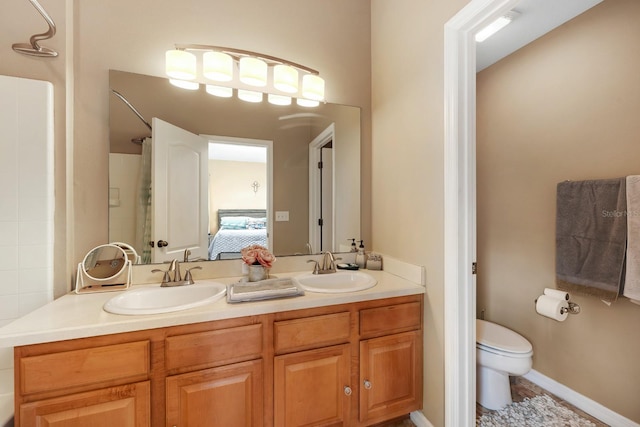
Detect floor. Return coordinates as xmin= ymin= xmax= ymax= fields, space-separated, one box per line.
xmin=382 ymin=376 xmax=609 ymax=427
xmin=476 ymin=376 xmax=609 ymax=426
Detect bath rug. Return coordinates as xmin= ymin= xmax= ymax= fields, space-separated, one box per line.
xmin=477 ymin=394 xmax=597 ymax=427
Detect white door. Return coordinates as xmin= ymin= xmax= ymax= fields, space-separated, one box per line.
xmin=151 ymin=118 xmax=209 ymax=263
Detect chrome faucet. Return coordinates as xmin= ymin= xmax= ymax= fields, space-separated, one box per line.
xmin=152 ymin=259 xmax=202 ymax=287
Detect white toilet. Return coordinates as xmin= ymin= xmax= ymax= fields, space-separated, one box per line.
xmin=476 ymin=319 xmax=533 ymax=410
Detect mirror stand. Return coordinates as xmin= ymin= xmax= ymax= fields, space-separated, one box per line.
xmin=75 ymin=244 xmax=133 ymax=294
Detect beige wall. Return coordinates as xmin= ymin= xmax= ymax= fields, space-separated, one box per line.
xmin=371 ymin=0 xmax=469 ymax=425
xmin=477 ymin=0 xmax=640 ymax=422
xmin=209 ymin=159 xmax=267 ymax=235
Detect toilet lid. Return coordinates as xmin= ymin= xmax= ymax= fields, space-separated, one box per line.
xmin=476 ymin=319 xmax=532 ymax=354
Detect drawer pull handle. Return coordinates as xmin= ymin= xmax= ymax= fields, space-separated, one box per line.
xmin=344 ymin=386 xmax=352 ymax=396
xmin=363 ymin=380 xmax=372 ymax=390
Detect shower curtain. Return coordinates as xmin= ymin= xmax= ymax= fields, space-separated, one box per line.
xmin=135 ymin=137 xmax=152 ymax=264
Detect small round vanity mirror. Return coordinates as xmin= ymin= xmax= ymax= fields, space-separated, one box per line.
xmin=82 ymin=244 xmax=128 ymax=281
xmin=76 ymin=244 xmax=133 ymax=293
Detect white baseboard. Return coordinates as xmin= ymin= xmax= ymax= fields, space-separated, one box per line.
xmin=524 ymin=370 xmax=639 ymax=427
xmin=410 ymin=410 xmax=434 ymax=427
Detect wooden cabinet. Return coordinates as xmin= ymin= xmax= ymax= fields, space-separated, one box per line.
xmin=274 ymin=344 xmax=352 ymax=426
xmin=165 ymin=323 xmax=264 ymax=427
xmin=166 ymin=359 xmax=263 ymax=427
xmin=20 ymin=381 xmax=150 ymax=427
xmin=359 ymin=331 xmax=422 ymax=424
xmin=358 ymin=301 xmax=423 ymax=425
xmin=14 ymin=294 xmax=423 ymax=427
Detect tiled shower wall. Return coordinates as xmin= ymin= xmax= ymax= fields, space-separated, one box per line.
xmin=0 ymin=75 xmax=54 ymax=424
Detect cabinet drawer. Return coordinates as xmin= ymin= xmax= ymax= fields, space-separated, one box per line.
xmin=274 ymin=312 xmax=350 ymax=354
xmin=360 ymin=302 xmax=421 ymax=338
xmin=166 ymin=324 xmax=263 ymax=371
xmin=20 ymin=341 xmax=150 ymax=395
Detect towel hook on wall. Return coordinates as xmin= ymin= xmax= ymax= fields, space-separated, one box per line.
xmin=12 ymin=0 xmax=58 ymax=58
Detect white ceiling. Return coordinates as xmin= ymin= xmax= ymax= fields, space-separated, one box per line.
xmin=476 ymin=0 xmax=603 ymax=72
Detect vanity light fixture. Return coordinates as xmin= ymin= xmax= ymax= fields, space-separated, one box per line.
xmin=268 ymin=94 xmax=292 ymax=106
xmin=203 ymin=51 xmax=233 ymax=81
xmin=206 ymin=85 xmax=233 ymax=98
xmin=239 ymin=57 xmax=268 ymax=86
xmin=166 ymin=50 xmax=197 ymax=80
xmin=165 ymin=44 xmax=325 ymax=106
xmin=238 ymin=89 xmax=263 ymax=103
xmin=475 ymin=10 xmax=520 ymax=42
xmin=169 ymin=79 xmax=199 ymax=90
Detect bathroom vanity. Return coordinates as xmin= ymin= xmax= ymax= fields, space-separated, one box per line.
xmin=1 ymin=270 xmax=424 ymax=427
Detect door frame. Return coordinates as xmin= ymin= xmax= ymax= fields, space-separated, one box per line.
xmin=309 ymin=124 xmax=336 ymax=254
xmin=202 ymin=135 xmax=274 ymax=251
xmin=443 ymin=0 xmax=518 ymax=425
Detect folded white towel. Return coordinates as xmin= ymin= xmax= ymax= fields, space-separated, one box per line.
xmin=624 ymin=176 xmax=640 ymax=302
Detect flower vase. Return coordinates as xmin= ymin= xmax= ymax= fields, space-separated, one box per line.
xmin=247 ymin=264 xmax=269 ymax=282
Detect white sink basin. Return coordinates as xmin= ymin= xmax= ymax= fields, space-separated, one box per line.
xmin=293 ymin=271 xmax=377 ymax=293
xmin=103 ymin=281 xmax=226 ymax=315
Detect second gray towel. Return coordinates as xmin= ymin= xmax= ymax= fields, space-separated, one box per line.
xmin=556 ymin=178 xmax=627 ymax=301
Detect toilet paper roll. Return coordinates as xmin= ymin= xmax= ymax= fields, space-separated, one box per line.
xmin=536 ymin=295 xmax=569 ymax=321
xmin=543 ymin=288 xmax=570 ymax=301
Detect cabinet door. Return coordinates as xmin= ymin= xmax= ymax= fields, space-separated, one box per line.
xmin=359 ymin=330 xmax=422 ymax=424
xmin=166 ymin=359 xmax=263 ymax=427
xmin=274 ymin=344 xmax=351 ymax=427
xmin=19 ymin=381 xmax=150 ymax=427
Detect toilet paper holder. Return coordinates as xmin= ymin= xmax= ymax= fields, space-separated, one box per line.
xmin=561 ymin=301 xmax=581 ymax=315
xmin=533 ymin=298 xmax=581 ymax=315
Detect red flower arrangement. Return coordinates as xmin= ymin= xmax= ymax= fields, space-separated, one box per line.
xmin=241 ymin=245 xmax=276 ymax=269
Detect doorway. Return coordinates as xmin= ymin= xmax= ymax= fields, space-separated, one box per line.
xmin=309 ymin=124 xmax=336 ymax=254
xmin=203 ymin=135 xmax=273 ymax=253
xmin=443 ymin=0 xmax=520 ymax=425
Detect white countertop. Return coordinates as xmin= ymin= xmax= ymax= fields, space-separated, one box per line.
xmin=0 ymin=270 xmax=424 ymax=348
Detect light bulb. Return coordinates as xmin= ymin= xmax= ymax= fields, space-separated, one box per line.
xmin=239 ymin=57 xmax=268 ymax=87
xmin=273 ymin=65 xmax=299 ymax=93
xmin=169 ymin=79 xmax=199 ymax=90
xmin=206 ymin=85 xmax=233 ymax=97
xmin=268 ymin=94 xmax=292 ymax=106
xmin=238 ymin=89 xmax=263 ymax=103
xmin=203 ymin=51 xmax=233 ymax=81
xmin=302 ymin=74 xmax=325 ymax=101
xmin=165 ymin=50 xmax=196 ymax=80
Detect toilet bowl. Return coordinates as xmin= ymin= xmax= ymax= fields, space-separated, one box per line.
xmin=476 ymin=319 xmax=533 ymax=410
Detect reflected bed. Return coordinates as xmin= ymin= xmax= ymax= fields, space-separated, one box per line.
xmin=208 ymin=209 xmax=267 ymax=260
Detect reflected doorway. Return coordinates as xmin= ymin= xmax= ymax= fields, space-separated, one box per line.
xmin=204 ymin=136 xmax=273 ymax=255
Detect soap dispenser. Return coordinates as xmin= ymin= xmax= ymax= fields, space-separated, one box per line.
xmin=349 ymin=238 xmax=357 ymax=252
xmin=355 ymin=240 xmax=367 ymax=269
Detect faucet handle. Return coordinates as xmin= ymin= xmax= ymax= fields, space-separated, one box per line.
xmin=151 ymin=268 xmax=171 ymax=284
xmin=184 ymin=266 xmax=202 ymax=284
xmin=307 ymin=259 xmax=320 ymax=274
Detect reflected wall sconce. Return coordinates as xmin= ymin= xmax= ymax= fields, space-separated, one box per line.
xmin=252 ymin=181 xmax=260 ymax=194
xmin=165 ymin=44 xmax=325 ymax=107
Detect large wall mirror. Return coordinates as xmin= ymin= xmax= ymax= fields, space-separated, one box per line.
xmin=109 ymin=70 xmax=361 ymax=264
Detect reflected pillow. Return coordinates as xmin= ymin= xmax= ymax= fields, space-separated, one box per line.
xmin=220 ymin=216 xmax=250 ymax=230
xmin=247 ymin=217 xmax=267 ymax=229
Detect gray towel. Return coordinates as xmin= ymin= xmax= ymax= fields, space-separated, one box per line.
xmin=226 ymin=278 xmax=304 ymax=303
xmin=556 ymin=179 xmax=627 ymax=301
